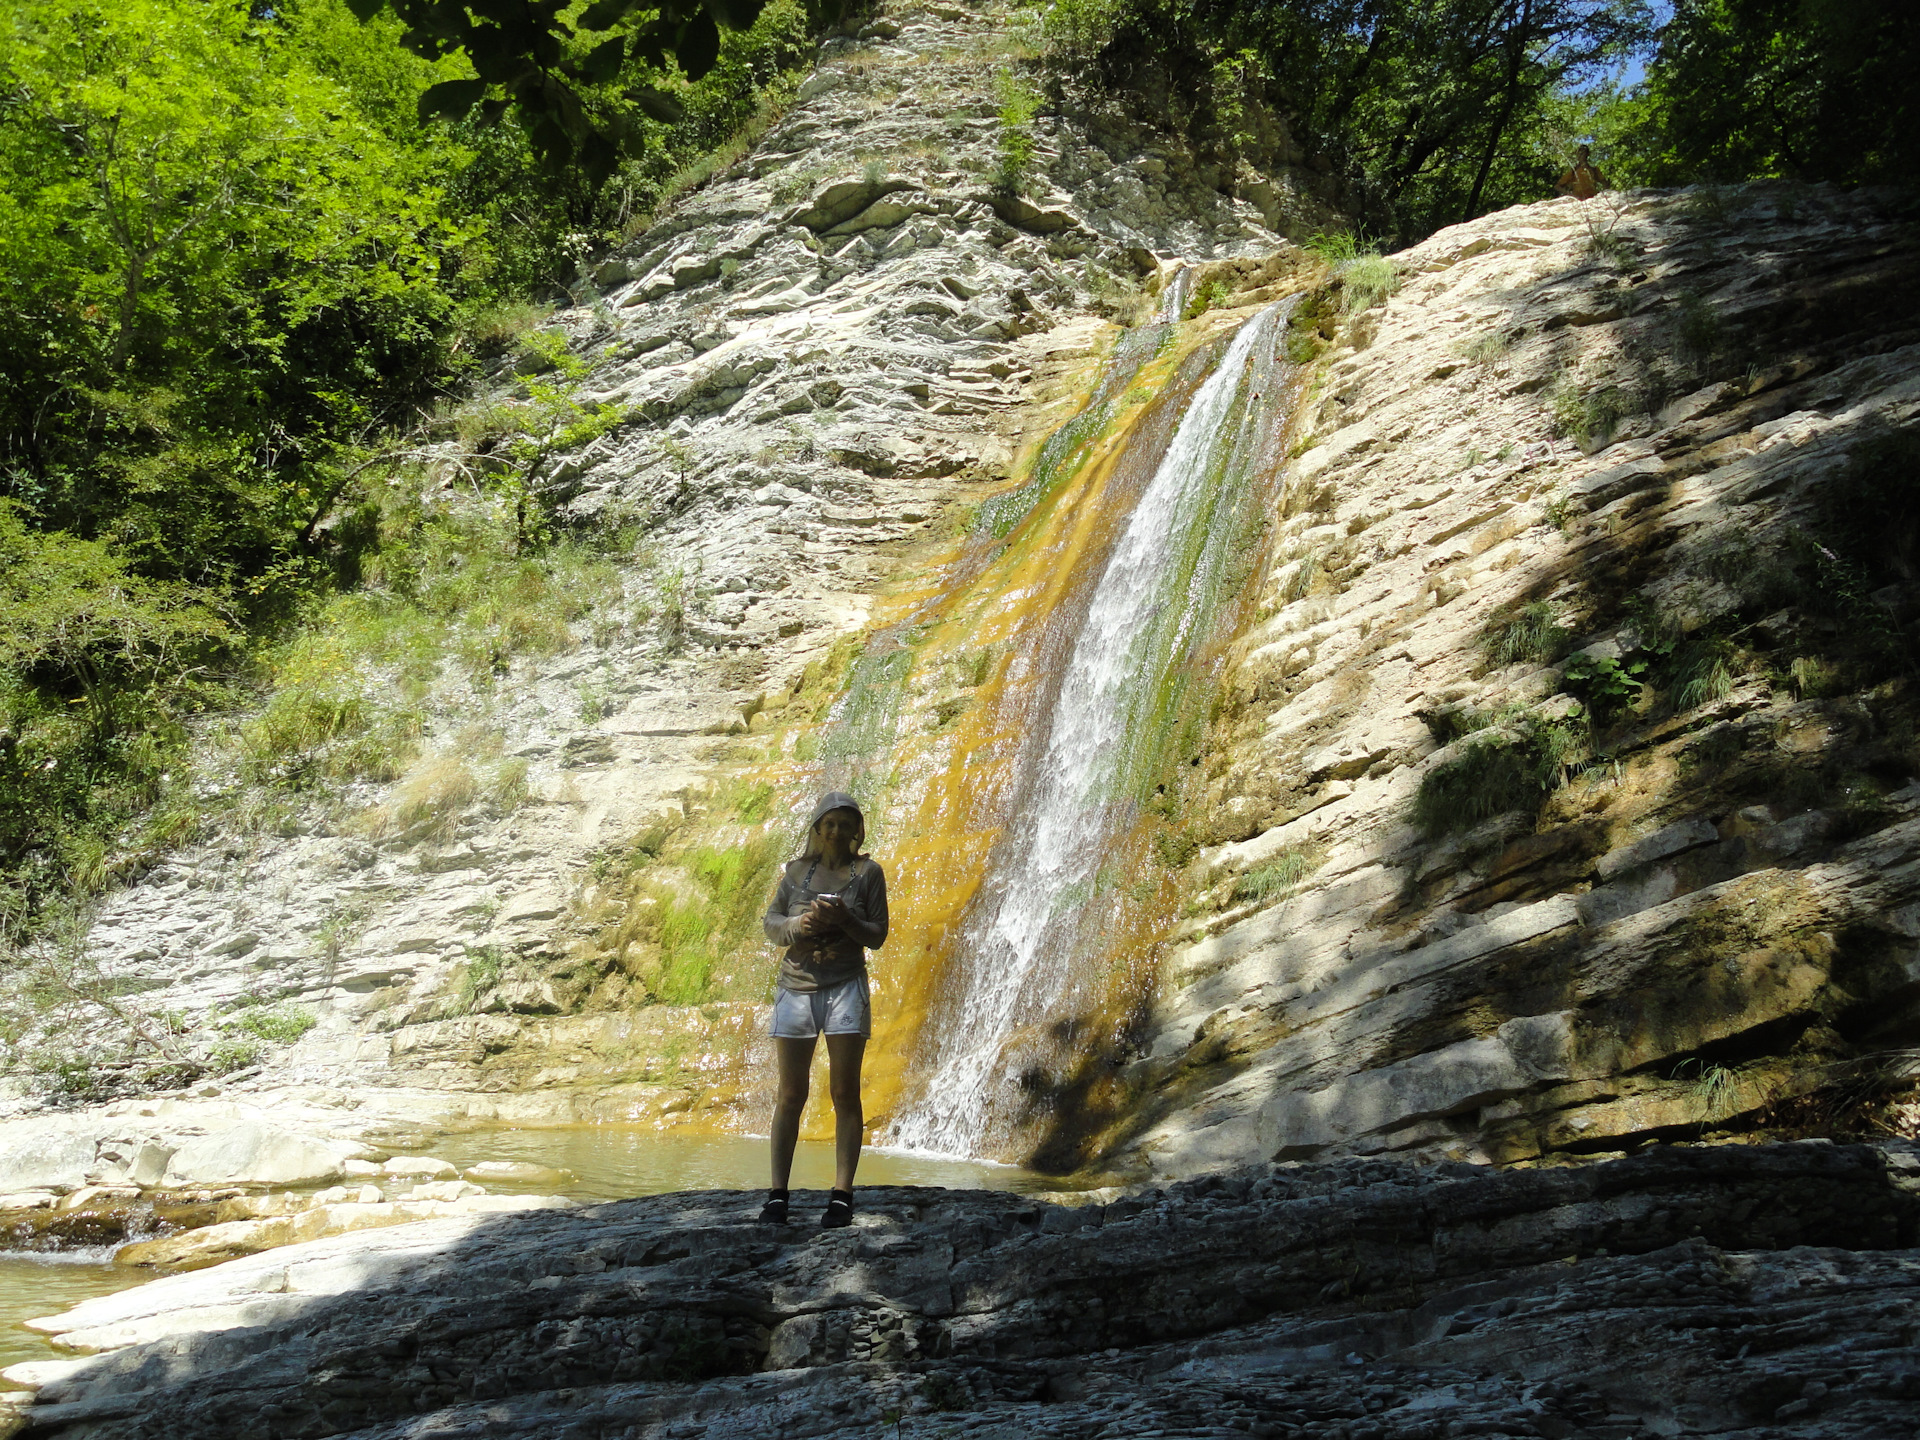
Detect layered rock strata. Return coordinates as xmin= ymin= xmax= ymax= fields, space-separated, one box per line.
xmin=5 ymin=8 xmax=1918 ymax=1198
xmin=1121 ymin=183 xmax=1920 ymax=1175
xmin=5 ymin=1142 xmax=1918 ymax=1437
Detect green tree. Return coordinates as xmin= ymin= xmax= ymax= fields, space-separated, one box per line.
xmin=348 ymin=0 xmax=780 ymax=180
xmin=0 ymin=500 xmax=233 ymax=915
xmin=0 ymin=0 xmax=469 ymax=600
xmin=1635 ymin=0 xmax=1920 ymax=184
xmin=1044 ymin=0 xmax=1653 ymax=240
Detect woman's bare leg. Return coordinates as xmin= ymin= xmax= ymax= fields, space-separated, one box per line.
xmin=770 ymin=1036 xmax=816 ymax=1191
xmin=824 ymin=1033 xmax=867 ymax=1192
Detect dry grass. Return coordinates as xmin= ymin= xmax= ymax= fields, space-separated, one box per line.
xmin=352 ymin=754 xmax=480 ymax=843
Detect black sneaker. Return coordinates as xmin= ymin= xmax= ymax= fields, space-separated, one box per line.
xmin=756 ymin=1190 xmax=789 ymax=1225
xmin=821 ymin=1190 xmax=854 ymax=1228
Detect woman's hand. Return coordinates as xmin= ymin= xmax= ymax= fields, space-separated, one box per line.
xmin=798 ymin=897 xmax=847 ymax=938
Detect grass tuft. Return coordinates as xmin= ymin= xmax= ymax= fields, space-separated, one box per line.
xmin=1481 ymin=602 xmax=1571 ymax=668
xmin=1230 ymin=844 xmax=1326 ymax=904
xmin=1413 ymin=714 xmax=1587 ymax=836
xmin=231 ymin=1005 xmax=317 ymax=1044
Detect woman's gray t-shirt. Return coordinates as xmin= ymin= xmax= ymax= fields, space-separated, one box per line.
xmin=762 ymin=856 xmax=889 ymax=993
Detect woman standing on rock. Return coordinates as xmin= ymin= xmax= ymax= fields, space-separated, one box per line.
xmin=758 ymin=790 xmax=888 ymax=1228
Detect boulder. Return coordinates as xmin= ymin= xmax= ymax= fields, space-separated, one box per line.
xmin=161 ymin=1126 xmax=344 ymax=1189
xmin=0 ymin=1121 xmax=97 ymax=1194
xmin=11 ymin=1145 xmax=1920 ymax=1439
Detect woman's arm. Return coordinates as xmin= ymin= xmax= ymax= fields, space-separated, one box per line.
xmin=836 ymin=863 xmax=889 ymax=950
xmin=762 ymin=867 xmax=807 ymax=946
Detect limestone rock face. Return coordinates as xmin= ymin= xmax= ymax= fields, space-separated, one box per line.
xmin=1123 ymin=183 xmax=1920 ymax=1176
xmin=7 ymin=1143 xmax=1918 ymax=1437
xmin=0 ymin=0 xmax=1333 ymax=1139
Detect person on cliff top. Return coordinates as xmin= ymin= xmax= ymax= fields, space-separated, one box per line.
xmin=757 ymin=790 xmax=889 ymax=1228
xmin=1557 ymin=144 xmax=1607 ymax=201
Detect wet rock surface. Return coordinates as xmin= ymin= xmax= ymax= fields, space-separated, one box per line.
xmin=6 ymin=1141 xmax=1919 ymax=1438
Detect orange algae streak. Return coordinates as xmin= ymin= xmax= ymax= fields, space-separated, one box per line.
xmin=882 ymin=301 xmax=1310 ymax=1163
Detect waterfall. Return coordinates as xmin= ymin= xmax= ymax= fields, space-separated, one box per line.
xmin=885 ymin=302 xmax=1295 ymax=1158
xmin=1155 ymin=265 xmax=1194 ymax=322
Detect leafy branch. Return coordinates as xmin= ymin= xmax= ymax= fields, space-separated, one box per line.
xmin=347 ymin=0 xmax=777 ymax=180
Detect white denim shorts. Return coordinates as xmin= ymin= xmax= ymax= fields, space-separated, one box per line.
xmin=770 ymin=975 xmax=871 ymax=1039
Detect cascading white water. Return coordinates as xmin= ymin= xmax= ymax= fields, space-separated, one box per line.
xmin=887 ymin=304 xmax=1287 ymax=1156
xmin=1154 ymin=265 xmax=1193 ymax=322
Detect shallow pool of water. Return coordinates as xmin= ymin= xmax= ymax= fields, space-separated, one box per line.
xmin=0 ymin=1129 xmax=1048 ymax=1377
xmin=0 ymin=1253 xmax=146 ymax=1375
xmin=425 ymin=1128 xmax=1051 ymax=1203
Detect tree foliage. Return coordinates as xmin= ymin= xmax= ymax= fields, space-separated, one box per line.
xmin=347 ymin=0 xmax=781 ymax=181
xmin=1044 ymin=0 xmax=1653 ymax=241
xmin=0 ymin=0 xmax=470 ymax=601
xmin=1629 ymin=0 xmax=1920 ymax=185
xmin=0 ymin=0 xmax=816 ymax=928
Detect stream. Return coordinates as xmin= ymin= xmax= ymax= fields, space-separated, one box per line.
xmin=1 ymin=1127 xmax=1044 ymax=1376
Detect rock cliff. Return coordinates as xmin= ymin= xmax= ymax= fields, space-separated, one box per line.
xmin=1118 ymin=182 xmax=1920 ymax=1177
xmin=0 ymin=0 xmax=1334 ymax=1141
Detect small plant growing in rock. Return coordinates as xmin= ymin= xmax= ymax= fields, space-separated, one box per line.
xmin=1580 ymin=194 xmax=1636 ymax=268
xmin=1340 ymin=253 xmax=1398 ymax=312
xmin=769 ymin=162 xmax=825 ymax=205
xmin=457 ymin=947 xmax=507 ymax=1012
xmin=1543 ymin=488 xmax=1577 ymax=532
xmin=1561 ymin=650 xmax=1646 ymax=722
xmin=1305 ymin=232 xmax=1399 ymax=312
xmin=1671 ymin=1057 xmax=1739 ymax=1126
xmin=1671 ymin=642 xmax=1736 ymax=711
xmin=1184 ymin=275 xmax=1231 ymax=320
xmin=356 ymin=754 xmax=481 ymax=844
xmin=512 ymin=329 xmax=572 ymax=377
xmin=1680 ymin=186 xmax=1731 ymax=226
xmin=489 ymin=757 xmax=531 ymax=812
xmin=1787 ymin=655 xmax=1840 ymax=700
xmin=578 ymin=684 xmax=612 ymax=722
xmin=208 ymin=1038 xmax=263 ymax=1074
xmin=992 ymin=68 xmax=1041 ymax=194
xmin=233 ymin=1005 xmax=317 ymax=1045
xmin=1549 ymin=378 xmax=1634 ymax=448
xmin=1413 ymin=713 xmax=1587 ymax=836
xmin=919 ymin=1371 xmax=970 ymax=1411
xmin=1481 ymin=602 xmax=1572 ymax=668
xmin=657 ymin=568 xmax=689 ymax=652
xmin=1231 ymin=844 xmax=1326 ymax=904
xmin=1458 ymin=331 xmax=1514 ymax=366
xmin=1673 ymin=290 xmax=1721 ymax=361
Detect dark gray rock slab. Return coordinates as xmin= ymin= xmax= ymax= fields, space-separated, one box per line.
xmin=13 ymin=1140 xmax=1920 ymax=1438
